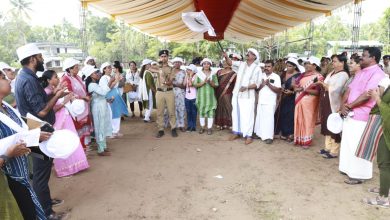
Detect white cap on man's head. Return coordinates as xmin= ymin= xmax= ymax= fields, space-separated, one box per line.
xmin=17 ymin=43 xmax=42 ymax=62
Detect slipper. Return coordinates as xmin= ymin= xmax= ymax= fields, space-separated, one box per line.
xmin=280 ymin=136 xmax=287 ymax=140
xmin=368 ymin=187 xmax=380 ymax=194
xmin=362 ymin=196 xmax=390 ymax=208
xmin=344 ymin=178 xmax=363 ymax=185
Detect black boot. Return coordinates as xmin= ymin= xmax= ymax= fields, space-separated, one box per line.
xmin=171 ymin=128 xmax=178 ymax=137
xmin=156 ymin=130 xmax=164 ymax=138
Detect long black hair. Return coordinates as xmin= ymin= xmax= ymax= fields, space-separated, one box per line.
xmin=85 ymin=76 xmax=94 ymax=94
xmin=139 ymin=65 xmax=147 ymax=79
xmin=113 ymin=61 xmax=123 ymax=74
xmin=335 ymin=54 xmax=350 ymax=75
xmin=39 ymin=70 xmax=56 ymax=89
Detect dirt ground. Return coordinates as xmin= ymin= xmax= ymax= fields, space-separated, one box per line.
xmin=50 ymin=115 xmax=389 ymax=220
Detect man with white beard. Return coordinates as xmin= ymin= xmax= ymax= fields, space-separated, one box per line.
xmin=223 ymin=49 xmax=262 ymax=145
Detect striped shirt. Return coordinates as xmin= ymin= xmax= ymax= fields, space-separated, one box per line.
xmin=1 ymin=104 xmax=47 ymax=220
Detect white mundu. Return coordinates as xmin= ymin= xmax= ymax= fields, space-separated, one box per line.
xmin=254 ymin=72 xmax=281 ymax=140
xmin=231 ymin=61 xmax=262 ymax=138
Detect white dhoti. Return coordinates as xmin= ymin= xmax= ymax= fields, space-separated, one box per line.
xmin=254 ymin=104 xmax=276 ymax=140
xmin=339 ymin=117 xmax=373 ymax=179
xmin=232 ymin=96 xmax=255 ymax=138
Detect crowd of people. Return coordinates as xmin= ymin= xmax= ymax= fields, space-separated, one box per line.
xmin=1 ymin=43 xmax=390 ymax=220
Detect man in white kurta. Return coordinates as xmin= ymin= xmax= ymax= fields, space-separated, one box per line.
xmin=223 ymin=49 xmax=262 ymax=145
xmin=254 ymin=61 xmax=281 ymax=144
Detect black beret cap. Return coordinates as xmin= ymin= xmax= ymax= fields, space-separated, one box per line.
xmin=159 ymin=50 xmax=169 ymax=56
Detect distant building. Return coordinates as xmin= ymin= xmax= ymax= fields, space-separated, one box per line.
xmin=327 ymin=41 xmax=384 ymax=57
xmin=35 ymin=42 xmax=83 ymax=71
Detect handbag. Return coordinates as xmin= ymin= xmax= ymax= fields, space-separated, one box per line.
xmin=123 ymin=83 xmax=134 ymax=93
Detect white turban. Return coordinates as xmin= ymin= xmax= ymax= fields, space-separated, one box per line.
xmin=247 ymin=48 xmax=259 ymax=63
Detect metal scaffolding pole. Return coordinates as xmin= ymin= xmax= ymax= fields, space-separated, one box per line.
xmin=351 ymin=0 xmax=362 ymax=53
xmin=79 ymin=1 xmax=88 ymax=60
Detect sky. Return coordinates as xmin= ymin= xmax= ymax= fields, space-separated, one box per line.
xmin=0 ymin=0 xmax=389 ymax=28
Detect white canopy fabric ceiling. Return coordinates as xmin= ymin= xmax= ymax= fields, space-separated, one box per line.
xmin=81 ymin=0 xmax=353 ymax=42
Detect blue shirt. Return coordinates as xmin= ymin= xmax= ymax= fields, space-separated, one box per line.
xmin=14 ymin=67 xmax=55 ymax=124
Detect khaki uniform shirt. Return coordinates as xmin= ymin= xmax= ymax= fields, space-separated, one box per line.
xmin=156 ymin=65 xmax=174 ymax=90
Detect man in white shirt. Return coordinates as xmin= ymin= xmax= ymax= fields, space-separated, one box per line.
xmin=254 ymin=60 xmax=281 ymax=144
xmin=223 ymin=49 xmax=262 ymax=145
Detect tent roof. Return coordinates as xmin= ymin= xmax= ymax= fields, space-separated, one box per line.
xmin=81 ymin=0 xmax=353 ymax=42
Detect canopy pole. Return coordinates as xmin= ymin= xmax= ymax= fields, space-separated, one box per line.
xmin=79 ymin=2 xmax=88 ymax=60
xmin=217 ymin=41 xmax=224 ymax=53
xmin=351 ymin=0 xmax=362 ymax=53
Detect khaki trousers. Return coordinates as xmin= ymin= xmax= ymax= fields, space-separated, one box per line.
xmin=324 ymin=135 xmax=340 ymax=155
xmin=156 ymin=90 xmax=176 ymax=131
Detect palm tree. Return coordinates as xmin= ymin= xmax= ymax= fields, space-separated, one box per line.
xmin=9 ymin=0 xmax=32 ymax=20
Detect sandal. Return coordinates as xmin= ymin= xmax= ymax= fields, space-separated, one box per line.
xmin=319 ymin=149 xmax=329 ymax=154
xmin=344 ymin=178 xmax=364 ymax=185
xmin=368 ymin=187 xmax=380 ymax=194
xmin=362 ymin=196 xmax=390 ymax=208
xmin=280 ymin=136 xmax=287 ymax=140
xmin=322 ymin=152 xmax=338 ymax=159
xmin=207 ymin=129 xmax=212 ymax=135
xmin=199 ymin=127 xmax=205 ymax=134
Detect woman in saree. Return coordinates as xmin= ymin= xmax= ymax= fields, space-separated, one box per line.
xmin=194 ymin=58 xmax=219 ymax=135
xmin=215 ymin=60 xmax=236 ymax=130
xmin=317 ymin=54 xmax=349 ymax=158
xmin=362 ymin=78 xmax=390 ymax=208
xmin=41 ymin=70 xmax=89 ymax=177
xmin=275 ymin=58 xmax=302 ymax=142
xmin=293 ymin=56 xmax=324 ymax=148
xmin=61 ymin=58 xmax=92 ymax=150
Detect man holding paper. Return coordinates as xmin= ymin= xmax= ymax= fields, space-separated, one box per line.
xmin=14 ymin=43 xmax=67 ymax=220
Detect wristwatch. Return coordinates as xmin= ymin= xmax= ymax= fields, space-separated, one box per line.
xmin=0 ymin=155 xmax=10 ymax=166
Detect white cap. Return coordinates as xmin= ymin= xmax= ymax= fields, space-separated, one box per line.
xmin=305 ymin=56 xmax=321 ymax=67
xmin=16 ymin=43 xmax=42 ymax=62
xmin=39 ymin=129 xmax=80 ymax=159
xmin=0 ymin=62 xmax=15 ymax=72
xmin=84 ymin=56 xmax=95 ymax=65
xmin=83 ymin=65 xmax=99 ymax=78
xmin=62 ymin=58 xmax=80 ymax=71
xmin=65 ymin=99 xmax=86 ymax=118
xmin=286 ymin=57 xmax=305 ymax=73
xmin=141 ymin=59 xmax=153 ymax=66
xmin=151 ymin=61 xmax=158 ymax=65
xmin=327 ymin=113 xmax=343 ymax=134
xmin=247 ymin=48 xmax=260 ymax=63
xmin=171 ymin=57 xmax=184 ymax=64
xmin=259 ymin=63 xmax=265 ymax=68
xmin=231 ymin=53 xmax=243 ymax=61
xmin=186 ymin=64 xmax=198 ymax=73
xmin=200 ymin=58 xmax=212 ymax=65
xmin=100 ymin=62 xmax=111 ymax=73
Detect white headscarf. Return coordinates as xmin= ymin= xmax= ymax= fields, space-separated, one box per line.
xmin=247 ymin=48 xmax=259 ymax=63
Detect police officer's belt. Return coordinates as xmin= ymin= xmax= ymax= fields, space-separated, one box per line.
xmin=157 ymin=88 xmax=173 ymax=92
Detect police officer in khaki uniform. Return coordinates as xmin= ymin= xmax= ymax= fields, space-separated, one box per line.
xmin=150 ymin=50 xmax=178 ymax=138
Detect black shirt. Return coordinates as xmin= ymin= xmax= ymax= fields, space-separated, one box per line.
xmin=14 ymin=67 xmax=55 ymax=124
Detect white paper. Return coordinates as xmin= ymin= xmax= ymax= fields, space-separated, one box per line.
xmin=0 ymin=128 xmax=41 ymax=156
xmin=26 ymin=113 xmax=43 ymax=123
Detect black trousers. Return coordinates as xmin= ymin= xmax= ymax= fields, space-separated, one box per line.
xmin=130 ymin=101 xmax=143 ymax=113
xmin=32 ymin=157 xmax=53 ymax=217
xmin=6 ymin=175 xmax=37 ymax=220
